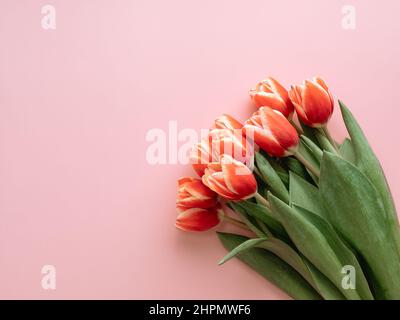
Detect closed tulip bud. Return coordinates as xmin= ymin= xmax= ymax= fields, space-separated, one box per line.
xmin=244 ymin=107 xmax=299 ymax=157
xmin=175 ymin=205 xmax=222 ymax=232
xmin=249 ymin=77 xmax=294 ymax=119
xmin=175 ymin=177 xmax=221 ymax=232
xmin=289 ymin=77 xmax=334 ymax=128
xmin=189 ymin=129 xmax=253 ymax=176
xmin=214 ymin=114 xmax=243 ymax=131
xmin=176 ymin=177 xmax=218 ymax=209
xmin=202 ymin=154 xmax=257 ymax=201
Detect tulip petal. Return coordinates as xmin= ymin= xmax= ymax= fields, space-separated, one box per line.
xmin=214 ymin=114 xmax=243 ymax=130
xmin=176 ymin=177 xmax=218 ymax=209
xmin=302 ymin=80 xmax=333 ymax=127
xmin=178 ymin=177 xmax=195 ymax=186
xmin=175 ymin=207 xmax=221 ymax=232
xmin=184 ymin=180 xmax=216 ymax=199
xmin=203 ymin=171 xmax=238 ymax=200
xmin=220 ymin=155 xmax=257 ymax=200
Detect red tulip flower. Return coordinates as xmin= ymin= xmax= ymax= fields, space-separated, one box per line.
xmin=289 ymin=77 xmax=334 ymax=128
xmin=175 ymin=205 xmax=222 ymax=232
xmin=249 ymin=77 xmax=294 ymax=119
xmin=189 ymin=129 xmax=253 ymax=176
xmin=244 ymin=107 xmax=299 ymax=157
xmin=214 ymin=114 xmax=243 ymax=131
xmin=175 ymin=177 xmax=221 ymax=232
xmin=176 ymin=177 xmax=218 ymax=209
xmin=202 ymin=154 xmax=257 ymax=201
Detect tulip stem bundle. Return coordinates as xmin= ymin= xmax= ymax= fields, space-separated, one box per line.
xmin=254 ymin=192 xmax=271 ymax=208
xmin=175 ymin=76 xmax=400 ymax=300
xmin=221 ymin=213 xmax=250 ymax=230
xmin=320 ymin=126 xmax=340 ymax=154
xmin=293 ymin=151 xmax=320 ymax=178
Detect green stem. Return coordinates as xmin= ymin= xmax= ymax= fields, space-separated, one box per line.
xmin=254 ymin=192 xmax=271 ymax=208
xmin=294 ymin=151 xmax=320 ymax=178
xmin=237 ymin=212 xmax=266 ymax=238
xmin=290 ymin=119 xmax=304 ymax=134
xmin=223 ymin=215 xmax=250 ymax=230
xmin=256 ymin=219 xmax=273 ymax=237
xmin=321 ymin=125 xmax=340 ymax=154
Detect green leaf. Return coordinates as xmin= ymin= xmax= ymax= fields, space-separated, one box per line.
xmin=259 ymin=151 xmax=290 ymax=187
xmin=289 ymin=172 xmax=326 ymax=219
xmin=320 ymin=152 xmax=400 ymax=299
xmin=300 ymin=135 xmax=323 ymax=162
xmin=339 ymin=138 xmax=356 ymax=163
xmin=258 ymin=237 xmax=345 ymax=300
xmin=297 ymin=139 xmax=320 ymax=184
xmin=219 ymin=237 xmax=267 ymax=265
xmin=217 ymin=232 xmax=322 ymax=300
xmin=300 ymin=258 xmax=346 ymax=300
xmin=300 ymin=123 xmax=320 ymax=146
xmin=314 ymin=128 xmax=338 ymax=154
xmin=293 ymin=205 xmax=373 ymax=300
xmin=255 ymin=152 xmax=289 ymax=203
xmin=219 ymin=213 xmax=344 ymax=299
xmin=268 ymin=194 xmax=373 ymax=300
xmin=228 ymin=202 xmax=266 ymax=238
xmin=236 ymin=200 xmax=288 ymax=240
xmin=339 ymin=101 xmax=399 ymax=242
xmin=284 ymin=157 xmax=312 ymax=183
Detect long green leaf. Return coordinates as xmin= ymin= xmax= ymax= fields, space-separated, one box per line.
xmin=293 ymin=205 xmax=373 ymax=300
xmin=289 ymin=171 xmax=326 ymax=219
xmin=219 ymin=237 xmax=267 ymax=265
xmin=301 ymin=258 xmax=346 ymax=300
xmin=228 ymin=202 xmax=265 ymax=238
xmin=314 ymin=128 xmax=338 ymax=154
xmin=236 ymin=200 xmax=287 ymax=240
xmin=339 ymin=138 xmax=356 ymax=163
xmin=255 ymin=152 xmax=289 ymax=203
xmin=217 ymin=232 xmax=322 ymax=300
xmin=339 ymin=101 xmax=399 ymax=245
xmin=268 ymin=193 xmax=372 ymax=300
xmin=320 ymin=152 xmax=400 ymax=299
xmin=284 ymin=157 xmax=312 ymax=183
xmin=258 ymin=237 xmax=345 ymax=300
xmin=297 ymin=139 xmax=320 ymax=184
xmin=300 ymin=135 xmax=323 ymax=162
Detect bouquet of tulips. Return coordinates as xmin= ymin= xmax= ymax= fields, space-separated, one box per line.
xmin=175 ymin=77 xmax=400 ymax=300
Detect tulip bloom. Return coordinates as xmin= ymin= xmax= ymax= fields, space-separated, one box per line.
xmin=202 ymin=155 xmax=257 ymax=201
xmin=249 ymin=77 xmax=294 ymax=118
xmin=175 ymin=177 xmax=221 ymax=232
xmin=289 ymin=77 xmax=334 ymax=128
xmin=244 ymin=107 xmax=299 ymax=157
xmin=189 ymin=129 xmax=253 ymax=176
xmin=214 ymin=114 xmax=243 ymax=131
xmin=175 ymin=205 xmax=222 ymax=232
xmin=176 ymin=177 xmax=218 ymax=209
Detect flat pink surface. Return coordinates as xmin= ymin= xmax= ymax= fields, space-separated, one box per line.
xmin=0 ymin=0 xmax=399 ymax=299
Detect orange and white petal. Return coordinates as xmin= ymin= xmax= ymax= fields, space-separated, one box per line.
xmin=176 ymin=177 xmax=218 ymax=209
xmin=262 ymin=108 xmax=299 ymax=152
xmin=184 ymin=179 xmax=216 ymax=199
xmin=214 ymin=114 xmax=243 ymax=130
xmin=175 ymin=207 xmax=221 ymax=232
xmin=251 ymin=91 xmax=286 ymax=111
xmin=178 ymin=177 xmax=196 ymax=186
xmin=313 ymin=77 xmax=334 ymax=109
xmin=202 ymin=171 xmax=237 ymax=200
xmin=220 ymin=155 xmax=257 ymax=200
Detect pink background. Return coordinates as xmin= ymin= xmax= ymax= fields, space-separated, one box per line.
xmin=0 ymin=0 xmax=399 ymax=299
